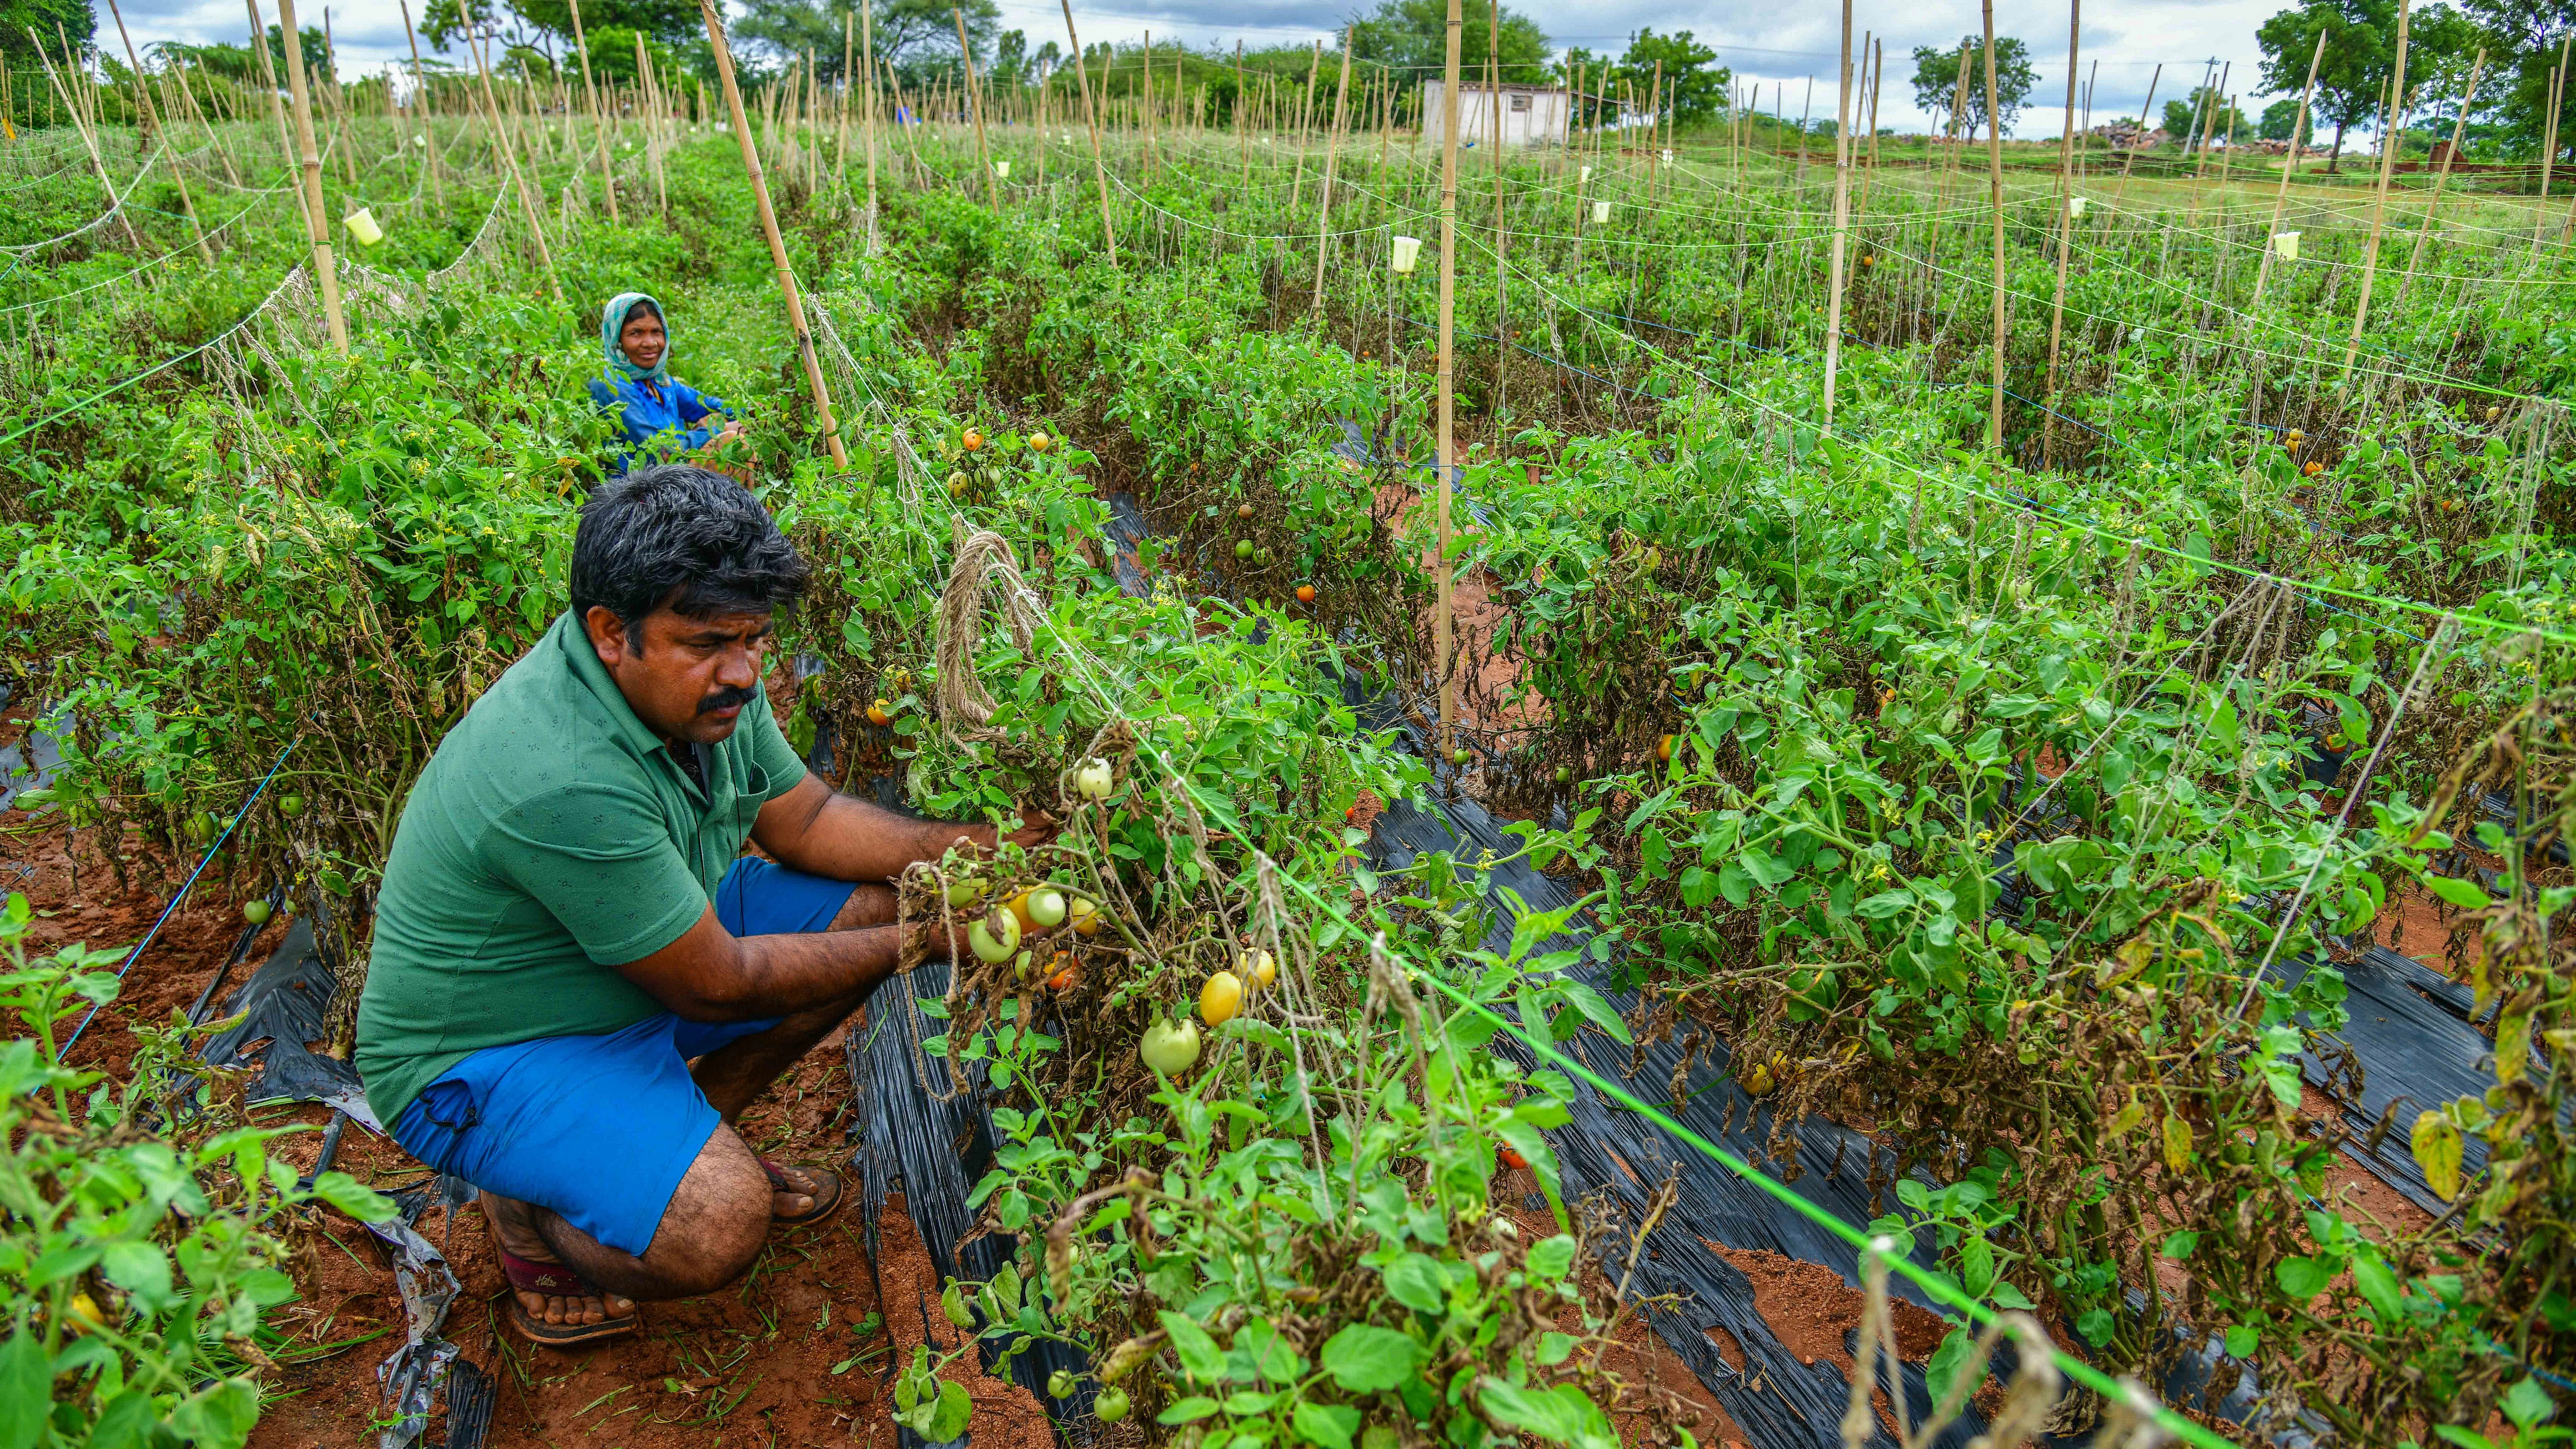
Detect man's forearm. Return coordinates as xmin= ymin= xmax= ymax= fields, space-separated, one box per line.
xmin=762 ymin=779 xmax=998 ymax=883
xmin=687 ymin=921 xmax=917 ymax=1021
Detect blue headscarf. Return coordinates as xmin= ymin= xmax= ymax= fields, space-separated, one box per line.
xmin=601 ymin=292 xmax=671 ymax=385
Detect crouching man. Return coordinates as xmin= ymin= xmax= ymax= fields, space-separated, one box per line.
xmin=356 ymin=463 xmax=1045 ymax=1345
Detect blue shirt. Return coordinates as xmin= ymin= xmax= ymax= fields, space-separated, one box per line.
xmin=588 ymin=374 xmax=734 ymax=470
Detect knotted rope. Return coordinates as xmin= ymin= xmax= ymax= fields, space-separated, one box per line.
xmin=933 ymin=521 xmax=1043 ymax=746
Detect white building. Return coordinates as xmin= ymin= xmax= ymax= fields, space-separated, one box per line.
xmin=1419 ymin=82 xmax=1572 ymax=148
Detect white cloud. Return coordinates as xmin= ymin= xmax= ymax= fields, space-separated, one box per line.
xmin=91 ymin=0 xmax=2300 ymax=137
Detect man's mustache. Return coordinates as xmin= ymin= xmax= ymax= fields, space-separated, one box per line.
xmin=698 ymin=686 xmax=760 ymax=716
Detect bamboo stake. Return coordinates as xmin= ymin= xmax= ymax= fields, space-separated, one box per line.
xmin=2541 ymin=38 xmax=2570 ymax=247
xmin=1291 ymin=39 xmax=1320 ymax=213
xmin=27 ymin=31 xmax=141 ymax=249
xmin=1235 ymin=40 xmax=1250 ymax=194
xmin=836 ymin=11 xmax=852 ymax=179
xmin=1822 ymin=0 xmax=1855 ymax=431
xmin=2119 ymin=63 xmax=2160 ymax=184
xmin=697 ymin=0 xmax=846 ymax=468
xmin=1059 ymin=0 xmax=1115 ymax=266
xmin=271 ymin=0 xmax=347 ymax=351
xmin=2249 ymin=29 xmax=2325 ymax=311
xmin=103 ymin=0 xmax=214 ymax=262
xmin=952 ymin=6 xmax=995 ymax=203
xmin=467 ymin=23 xmax=562 ymax=305
xmin=563 ymin=0 xmax=618 ymax=222
xmin=170 ymin=44 xmax=244 ymax=187
xmin=1435 ymin=0 xmax=1463 ymax=759
xmin=640 ymin=33 xmax=670 ymax=216
xmin=244 ymin=0 xmax=296 ymax=195
xmin=1310 ymin=27 xmax=1353 ymax=311
xmin=1797 ymin=75 xmax=1812 ymax=188
xmin=2340 ymin=0 xmax=2411 ymax=381
xmin=860 ymin=0 xmax=879 ymax=250
xmin=1141 ymin=31 xmax=1155 ymax=179
xmin=1489 ymin=0 xmax=1505 ymax=417
xmin=1982 ymin=0 xmax=2005 ymax=451
xmin=322 ymin=8 xmax=357 ymax=188
xmin=2396 ymin=50 xmax=2481 ymax=305
xmin=2045 ymin=0 xmax=2082 ymax=425
xmin=399 ymin=0 xmax=443 ymax=204
xmin=2193 ymin=61 xmax=2229 ymax=180
xmin=1861 ymin=39 xmax=1883 ymax=213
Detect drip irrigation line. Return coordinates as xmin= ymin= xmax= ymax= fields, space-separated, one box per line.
xmin=59 ymin=737 xmax=297 ymax=1057
xmin=1250 ymin=855 xmax=2234 ymax=1449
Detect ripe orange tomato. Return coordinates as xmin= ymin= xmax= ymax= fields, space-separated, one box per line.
xmin=1296 ymin=584 xmax=1317 ymax=604
xmin=962 ymin=429 xmax=985 ymax=452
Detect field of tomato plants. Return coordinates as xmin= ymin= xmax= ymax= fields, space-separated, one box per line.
xmin=3 ymin=41 xmax=2573 ymax=1449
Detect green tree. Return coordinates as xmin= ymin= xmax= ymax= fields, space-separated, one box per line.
xmin=2260 ymin=94 xmax=2318 ymax=142
xmin=729 ymin=0 xmax=996 ymax=82
xmin=2448 ymin=0 xmax=2559 ymax=154
xmin=0 ymin=0 xmax=91 ymax=64
xmin=2163 ymin=87 xmax=2250 ymax=143
xmin=1909 ymin=35 xmax=2038 ymax=135
xmin=2256 ymin=0 xmax=2397 ymax=170
xmin=1348 ymin=0 xmax=1552 ymax=92
xmin=1618 ymin=28 xmax=1729 ymax=128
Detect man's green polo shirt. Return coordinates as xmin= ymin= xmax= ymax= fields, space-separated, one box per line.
xmin=354 ymin=610 xmax=809 ymax=1130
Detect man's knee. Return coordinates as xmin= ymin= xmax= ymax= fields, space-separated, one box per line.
xmin=638 ymin=1139 xmax=773 ymax=1295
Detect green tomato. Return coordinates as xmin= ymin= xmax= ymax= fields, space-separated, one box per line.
xmin=242 ymin=900 xmax=273 ymax=927
xmin=1047 ymin=1369 xmax=1075 ymax=1400
xmin=1235 ymin=538 xmax=1255 ymax=560
xmin=277 ymin=793 xmax=307 ymax=818
xmin=1093 ymin=1388 xmax=1130 ymax=1423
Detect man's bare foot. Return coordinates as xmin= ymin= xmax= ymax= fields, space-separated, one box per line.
xmin=765 ymin=1162 xmax=821 ymax=1219
xmin=479 ymin=1191 xmax=636 ymax=1327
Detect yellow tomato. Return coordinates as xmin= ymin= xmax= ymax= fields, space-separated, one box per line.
xmin=1200 ymin=970 xmax=1244 ymax=1026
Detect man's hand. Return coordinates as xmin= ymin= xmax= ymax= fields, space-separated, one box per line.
xmin=1002 ymin=809 xmax=1059 ymax=853
xmin=755 ymin=776 xmax=1064 ymax=883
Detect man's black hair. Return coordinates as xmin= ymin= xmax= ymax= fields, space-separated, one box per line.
xmin=570 ymin=465 xmax=810 ymax=648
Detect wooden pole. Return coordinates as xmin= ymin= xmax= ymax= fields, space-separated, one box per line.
xmin=1059 ymin=0 xmax=1116 ymax=266
xmin=1489 ymin=0 xmax=1506 ymax=417
xmin=399 ymin=0 xmax=443 ymax=205
xmin=244 ymin=0 xmax=296 ymax=195
xmin=1234 ymin=39 xmax=1250 ymax=194
xmin=860 ymin=0 xmax=880 ymax=250
xmin=952 ymin=7 xmax=995 ymax=203
xmin=1141 ymin=31 xmax=1156 ymax=179
xmin=2250 ymin=31 xmax=2325 ymax=311
xmin=2045 ymin=0 xmax=2082 ymax=423
xmin=2340 ymin=0 xmax=2410 ymax=381
xmin=467 ymin=24 xmax=562 ymax=303
xmin=27 ymin=31 xmax=142 ymax=250
xmin=1291 ymin=40 xmax=1320 ymax=213
xmin=836 ymin=11 xmax=853 ymax=178
xmin=2119 ymin=63 xmax=2160 ymax=182
xmin=1822 ymin=0 xmax=1855 ymax=431
xmin=1310 ymin=27 xmax=1353 ymax=310
xmin=2396 ymin=50 xmax=2480 ymax=304
xmin=171 ymin=48 xmax=245 ymax=187
xmin=698 ymin=0 xmax=846 ymax=467
xmin=322 ymin=8 xmax=357 ymax=188
xmin=564 ymin=0 xmax=618 ymax=222
xmin=104 ymin=0 xmax=214 ymax=261
xmin=273 ymin=0 xmax=348 ymax=353
xmin=2541 ymin=38 xmax=2570 ymax=246
xmin=1982 ymin=0 xmax=2005 ymax=451
xmin=1433 ymin=0 xmax=1464 ymax=759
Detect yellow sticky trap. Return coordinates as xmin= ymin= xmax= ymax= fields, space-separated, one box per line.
xmin=993 ymin=160 xmax=1011 ymax=178
xmin=1592 ymin=199 xmax=1612 ymax=224
xmin=343 ymin=208 xmax=384 ymax=246
xmin=2068 ymin=195 xmax=2088 ymax=217
xmin=1390 ymin=235 xmax=1422 ymax=274
xmin=2273 ymin=230 xmax=2300 ymax=261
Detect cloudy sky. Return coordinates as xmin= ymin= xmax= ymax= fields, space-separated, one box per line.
xmin=96 ymin=0 xmax=2295 ymax=138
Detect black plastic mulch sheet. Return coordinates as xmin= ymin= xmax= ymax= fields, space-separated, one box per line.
xmin=1366 ymin=782 xmax=1994 ymax=1449
xmin=199 ymin=917 xmax=379 ymax=1132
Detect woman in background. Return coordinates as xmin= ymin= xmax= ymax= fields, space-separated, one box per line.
xmin=590 ymin=293 xmax=746 ymax=471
